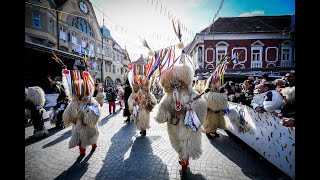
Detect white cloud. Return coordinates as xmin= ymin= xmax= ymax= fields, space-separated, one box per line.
xmin=239 ymin=10 xmax=265 ymax=17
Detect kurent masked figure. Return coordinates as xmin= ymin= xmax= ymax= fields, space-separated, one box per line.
xmin=96 ymin=86 xmax=105 ymax=107
xmin=203 ymin=73 xmax=228 ymax=139
xmin=62 ymin=69 xmax=101 ymax=161
xmin=128 ymin=77 xmax=157 ymax=136
xmin=155 ymin=54 xmax=207 ymax=173
xmin=25 ymin=86 xmax=49 ymax=138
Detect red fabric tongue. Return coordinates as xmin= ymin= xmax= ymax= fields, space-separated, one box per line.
xmin=175 ymin=101 xmax=181 ymax=111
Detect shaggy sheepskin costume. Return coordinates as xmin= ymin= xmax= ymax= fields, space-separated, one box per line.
xmin=128 ymin=83 xmax=140 ymax=118
xmin=25 ymin=86 xmax=49 ymax=138
xmin=155 ymin=55 xmax=207 ymax=172
xmin=96 ymin=87 xmax=105 ymax=107
xmin=129 ymin=79 xmax=157 ymax=136
xmin=62 ymin=70 xmax=101 ymax=161
xmin=203 ymin=74 xmax=228 ymax=138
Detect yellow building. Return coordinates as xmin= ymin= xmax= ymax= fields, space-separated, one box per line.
xmin=25 ymin=0 xmax=130 ymax=88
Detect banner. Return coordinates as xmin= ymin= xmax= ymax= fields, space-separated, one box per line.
xmin=44 ymin=93 xmax=60 ymax=107
xmin=224 ymin=102 xmax=295 ymax=179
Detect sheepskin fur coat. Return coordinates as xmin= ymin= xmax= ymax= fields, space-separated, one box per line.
xmin=155 ymin=62 xmax=207 ymax=160
xmin=25 ymin=86 xmax=48 ymax=138
xmin=203 ymin=75 xmax=228 ymax=134
xmin=62 ymin=71 xmax=101 ymax=149
xmin=129 ymin=80 xmax=157 ymax=132
xmin=96 ymin=88 xmax=105 ymax=107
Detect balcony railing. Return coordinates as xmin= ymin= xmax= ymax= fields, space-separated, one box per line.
xmin=251 ymin=61 xmax=262 ymax=68
xmin=280 ymin=61 xmax=292 ymax=67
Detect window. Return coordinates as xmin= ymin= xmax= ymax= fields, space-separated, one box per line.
xmin=59 ymin=26 xmax=67 ymax=40
xmin=90 ymin=41 xmax=94 ymax=51
xmin=113 ymin=65 xmax=116 ymax=73
xmin=81 ymin=37 xmax=87 ymax=48
xmin=32 ymin=12 xmax=41 ymax=29
xmin=215 ymin=41 xmax=229 ymax=66
xmin=282 ymin=49 xmax=290 ymax=60
xmin=252 ymin=50 xmax=260 ymax=61
xmin=250 ymin=46 xmax=263 ymax=68
xmin=72 ymin=17 xmax=94 ymax=37
xmin=198 ymin=47 xmax=202 ymax=63
xmin=49 ymin=19 xmax=54 ymax=33
xmin=217 ymin=50 xmax=226 ymax=63
xmin=121 ymin=68 xmax=123 ymax=74
xmin=97 ymin=45 xmax=101 ymax=54
xmin=71 ymin=32 xmax=78 ymax=44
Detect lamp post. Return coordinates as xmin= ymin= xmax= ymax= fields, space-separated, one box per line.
xmin=101 ymin=12 xmax=105 ymax=85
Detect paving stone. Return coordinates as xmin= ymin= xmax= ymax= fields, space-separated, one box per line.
xmin=25 ymin=105 xmax=290 ymax=179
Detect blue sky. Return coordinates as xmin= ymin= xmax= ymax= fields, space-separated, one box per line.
xmin=91 ymin=0 xmax=295 ymax=60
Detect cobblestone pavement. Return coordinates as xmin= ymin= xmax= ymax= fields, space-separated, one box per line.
xmin=25 ymin=103 xmax=290 ymax=180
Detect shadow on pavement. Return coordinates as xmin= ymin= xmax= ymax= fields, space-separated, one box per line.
xmin=180 ymin=167 xmax=206 ymax=180
xmin=42 ymin=130 xmax=71 ymax=149
xmin=54 ymin=152 xmax=94 ymax=180
xmin=120 ymin=136 xmax=169 ymax=179
xmin=95 ymin=122 xmax=136 ymax=179
xmin=25 ymin=126 xmax=65 ymax=147
xmin=98 ymin=109 xmax=122 ymax=127
xmin=207 ymin=130 xmax=289 ymax=180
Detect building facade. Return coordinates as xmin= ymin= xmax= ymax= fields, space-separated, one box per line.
xmin=25 ymin=0 xmax=130 ymax=88
xmin=186 ymin=15 xmax=295 ymax=77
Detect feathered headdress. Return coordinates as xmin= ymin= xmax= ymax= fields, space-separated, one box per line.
xmin=141 ymin=38 xmax=154 ymax=57
xmin=172 ymin=19 xmax=184 ymax=49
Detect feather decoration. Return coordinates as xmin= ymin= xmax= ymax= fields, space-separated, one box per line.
xmin=172 ymin=19 xmax=182 ymax=42
xmin=51 ymin=51 xmax=66 ymax=69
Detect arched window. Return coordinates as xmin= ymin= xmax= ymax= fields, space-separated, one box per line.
xmin=72 ymin=17 xmax=94 ymax=37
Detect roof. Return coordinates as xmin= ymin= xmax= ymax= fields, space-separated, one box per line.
xmin=101 ymin=26 xmax=111 ymax=38
xmin=132 ymin=55 xmax=147 ymax=64
xmin=201 ymin=15 xmax=293 ymax=34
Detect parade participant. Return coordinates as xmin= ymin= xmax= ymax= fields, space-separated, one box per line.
xmin=133 ymin=79 xmax=157 ymax=136
xmin=128 ymin=63 xmax=157 ymax=135
xmin=62 ymin=69 xmax=101 ymax=161
xmin=117 ymin=86 xmax=124 ymax=109
xmin=155 ymin=52 xmax=207 ymax=173
xmin=25 ymin=86 xmax=49 ymax=138
xmin=96 ymin=86 xmax=105 ymax=107
xmin=202 ymin=71 xmax=229 ymax=139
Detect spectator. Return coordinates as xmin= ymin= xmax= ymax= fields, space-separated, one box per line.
xmin=272 ymin=79 xmax=286 ymax=93
xmin=123 ymin=79 xmax=132 ymax=122
xmin=279 ymin=86 xmax=295 ymax=127
xmin=284 ymin=71 xmax=296 ymax=87
xmin=106 ymin=87 xmax=118 ymax=115
xmin=251 ymin=83 xmax=284 ymax=113
xmin=260 ymin=74 xmax=269 ymax=83
xmin=241 ymin=80 xmax=254 ymax=106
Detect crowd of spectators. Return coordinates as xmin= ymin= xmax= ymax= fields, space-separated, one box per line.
xmin=219 ymin=70 xmax=296 ymax=127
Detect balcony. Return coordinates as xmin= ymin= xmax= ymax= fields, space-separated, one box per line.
xmin=280 ymin=61 xmax=292 ymax=67
xmin=251 ymin=61 xmax=262 ymax=68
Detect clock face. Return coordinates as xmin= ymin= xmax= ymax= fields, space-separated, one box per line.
xmin=79 ymin=1 xmax=89 ymax=14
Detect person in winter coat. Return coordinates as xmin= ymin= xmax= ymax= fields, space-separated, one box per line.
xmin=123 ymin=79 xmax=133 ymax=122
xmin=251 ymin=82 xmax=284 ymax=113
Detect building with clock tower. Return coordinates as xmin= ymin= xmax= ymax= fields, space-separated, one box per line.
xmin=25 ymin=0 xmax=131 ymax=90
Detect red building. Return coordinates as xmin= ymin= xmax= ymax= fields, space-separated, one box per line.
xmin=185 ymin=15 xmax=295 ymax=77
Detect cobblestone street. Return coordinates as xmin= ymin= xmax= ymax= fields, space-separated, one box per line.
xmin=25 ymin=103 xmax=289 ymax=180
